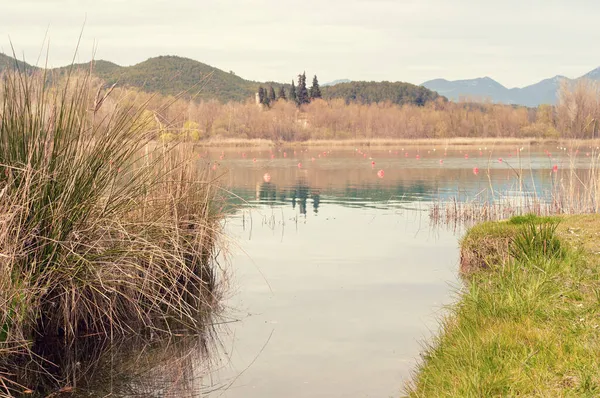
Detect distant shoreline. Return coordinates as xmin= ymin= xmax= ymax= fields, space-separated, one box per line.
xmin=192 ymin=137 xmax=600 ymax=148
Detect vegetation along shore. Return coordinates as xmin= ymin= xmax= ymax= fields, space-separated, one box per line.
xmin=0 ymin=66 xmax=226 ymax=395
xmin=407 ymin=214 xmax=600 ymax=396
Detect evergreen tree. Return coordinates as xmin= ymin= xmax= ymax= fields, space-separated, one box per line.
xmin=263 ymin=93 xmax=271 ymax=107
xmin=309 ymin=75 xmax=322 ymax=99
xmin=278 ymin=86 xmax=287 ymax=100
xmin=296 ymin=72 xmax=310 ymax=105
xmin=289 ymin=80 xmax=297 ymax=103
xmin=258 ymin=87 xmax=266 ymax=105
xmin=269 ymin=86 xmax=276 ymax=102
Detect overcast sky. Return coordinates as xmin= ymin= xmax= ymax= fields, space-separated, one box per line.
xmin=1 ymin=0 xmax=599 ymax=88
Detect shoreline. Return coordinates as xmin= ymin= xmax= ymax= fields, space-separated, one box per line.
xmin=192 ymin=137 xmax=600 ymax=148
xmin=407 ymin=214 xmax=600 ymax=396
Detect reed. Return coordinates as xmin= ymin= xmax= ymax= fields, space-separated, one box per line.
xmin=429 ymin=149 xmax=600 ymax=228
xmin=0 ymin=66 xmax=226 ymax=395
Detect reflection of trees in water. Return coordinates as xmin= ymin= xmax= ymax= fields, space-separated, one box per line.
xmin=259 ymin=179 xmax=321 ymax=215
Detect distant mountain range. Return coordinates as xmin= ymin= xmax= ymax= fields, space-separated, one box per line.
xmin=421 ymin=67 xmax=600 ymax=107
xmin=322 ymin=79 xmax=351 ymax=87
xmin=0 ymin=53 xmax=441 ymax=106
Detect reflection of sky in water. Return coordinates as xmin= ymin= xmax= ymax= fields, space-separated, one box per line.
xmin=26 ymin=146 xmax=595 ymax=396
xmin=217 ymin=204 xmax=461 ymax=398
xmin=211 ymin=146 xmax=599 ymax=397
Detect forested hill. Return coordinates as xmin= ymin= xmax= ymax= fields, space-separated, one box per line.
xmin=64 ymin=55 xmax=262 ymax=102
xmin=0 ymin=54 xmax=261 ymax=102
xmin=323 ymin=81 xmax=443 ymax=105
xmin=0 ymin=53 xmax=442 ymax=105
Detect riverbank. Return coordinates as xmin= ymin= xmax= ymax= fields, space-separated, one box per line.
xmin=407 ymin=214 xmax=600 ymax=396
xmin=0 ymin=69 xmax=225 ymax=396
xmin=193 ymin=137 xmax=600 ymax=149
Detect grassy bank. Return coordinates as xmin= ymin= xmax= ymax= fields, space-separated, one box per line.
xmin=0 ymin=69 xmax=225 ymax=395
xmin=407 ymin=214 xmax=600 ymax=397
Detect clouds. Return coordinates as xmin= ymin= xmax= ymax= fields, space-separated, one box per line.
xmin=1 ymin=0 xmax=599 ymax=87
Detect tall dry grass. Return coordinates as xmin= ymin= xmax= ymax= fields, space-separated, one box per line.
xmin=0 ymin=67 xmax=225 ymax=395
xmin=430 ymin=148 xmax=600 ymax=227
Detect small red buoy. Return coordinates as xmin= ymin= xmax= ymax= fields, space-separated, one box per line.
xmin=263 ymin=173 xmax=271 ymax=183
xmin=473 ymin=167 xmax=479 ymax=175
xmin=242 ymin=153 xmax=246 ymax=158
xmin=298 ymin=162 xmax=302 ymax=168
xmin=416 ymin=154 xmax=420 ymax=160
xmin=439 ymin=159 xmax=444 ymax=164
xmin=377 ymin=169 xmax=385 ymax=178
xmin=464 ymin=153 xmax=469 ymax=159
xmin=253 ymin=158 xmax=256 ymax=162
xmin=552 ymin=165 xmax=558 ymax=172
xmin=311 ymin=157 xmax=315 ymax=162
xmin=371 ymin=161 xmax=375 ymax=166
xmin=498 ymin=158 xmax=503 ymax=163
xmin=284 ymin=152 xmax=287 ymax=158
xmin=405 ymin=152 xmax=409 ymax=157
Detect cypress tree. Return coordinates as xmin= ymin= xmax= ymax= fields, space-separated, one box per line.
xmin=309 ymin=75 xmax=322 ymax=99
xmin=289 ymin=80 xmax=297 ymax=103
xmin=263 ymin=93 xmax=271 ymax=107
xmin=278 ymin=86 xmax=287 ymax=100
xmin=258 ymin=87 xmax=266 ymax=105
xmin=297 ymin=72 xmax=310 ymax=105
xmin=269 ymin=86 xmax=276 ymax=102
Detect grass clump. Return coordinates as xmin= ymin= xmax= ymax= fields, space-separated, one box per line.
xmin=407 ymin=214 xmax=600 ymax=397
xmin=0 ymin=67 xmax=225 ymax=394
xmin=459 ymin=214 xmax=561 ymax=274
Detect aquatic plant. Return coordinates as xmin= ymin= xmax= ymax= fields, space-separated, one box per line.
xmin=0 ymin=65 xmax=225 ymax=395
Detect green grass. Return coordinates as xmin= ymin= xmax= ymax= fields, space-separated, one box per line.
xmin=408 ymin=214 xmax=600 ymax=397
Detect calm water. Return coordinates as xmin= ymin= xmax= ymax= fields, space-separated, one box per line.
xmin=204 ymin=144 xmax=595 ymax=397
xmin=17 ymin=143 xmax=598 ymax=397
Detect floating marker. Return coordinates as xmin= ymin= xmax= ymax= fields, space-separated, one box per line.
xmin=263 ymin=173 xmax=271 ymax=183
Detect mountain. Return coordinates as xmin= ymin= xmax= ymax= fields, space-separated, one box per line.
xmin=322 ymin=79 xmax=351 ymax=87
xmin=322 ymin=81 xmax=442 ymax=106
xmin=69 ymin=55 xmax=262 ymax=102
xmin=421 ymin=70 xmax=597 ymax=107
xmin=0 ymin=53 xmax=441 ymax=105
xmin=0 ymin=54 xmax=265 ymax=102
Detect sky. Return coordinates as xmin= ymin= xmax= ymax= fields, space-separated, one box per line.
xmin=1 ymin=0 xmax=599 ymax=88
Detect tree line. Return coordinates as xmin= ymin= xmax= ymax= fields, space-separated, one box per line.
xmin=257 ymin=72 xmax=322 ymax=107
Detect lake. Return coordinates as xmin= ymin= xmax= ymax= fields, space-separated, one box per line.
xmin=14 ymin=143 xmax=597 ymax=397
xmin=204 ymin=143 xmax=591 ymax=397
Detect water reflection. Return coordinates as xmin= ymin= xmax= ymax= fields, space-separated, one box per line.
xmin=258 ymin=178 xmax=321 ymax=216
xmin=5 ymin=333 xmax=222 ymax=397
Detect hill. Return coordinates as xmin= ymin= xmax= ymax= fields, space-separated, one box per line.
xmin=0 ymin=54 xmax=264 ymax=102
xmin=322 ymin=79 xmax=351 ymax=87
xmin=0 ymin=53 xmax=441 ymax=105
xmin=64 ymin=55 xmax=262 ymax=102
xmin=323 ymin=81 xmax=442 ymax=106
xmin=420 ymin=69 xmax=600 ymax=107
